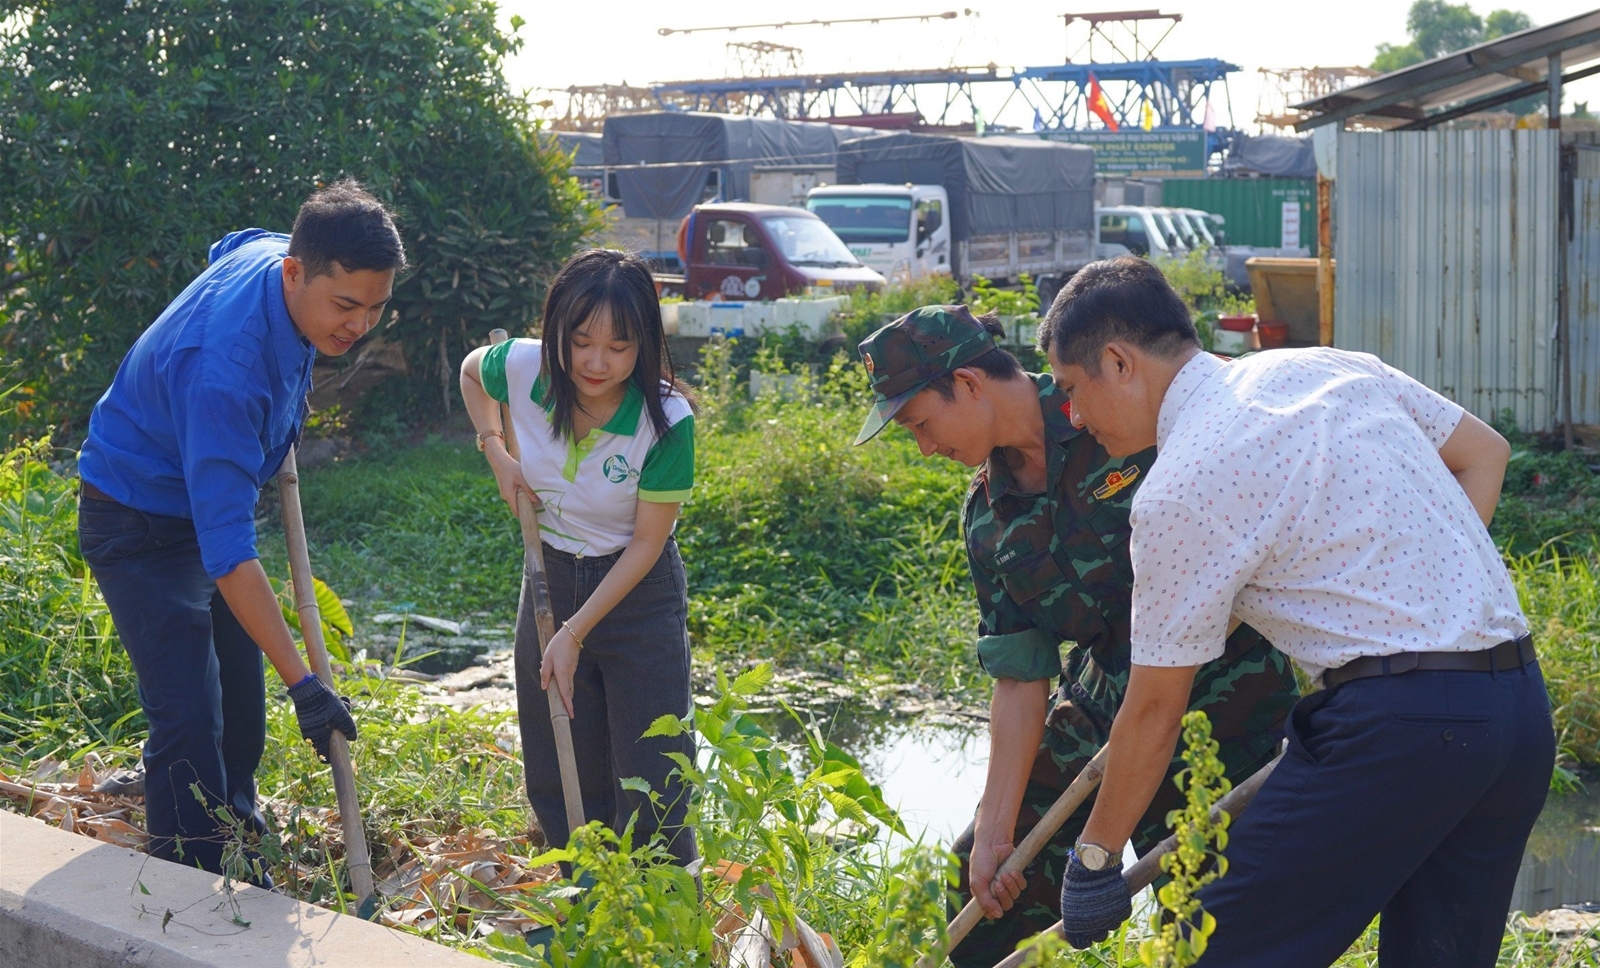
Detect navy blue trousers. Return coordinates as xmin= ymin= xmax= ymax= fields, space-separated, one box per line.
xmin=1196 ymin=664 xmax=1555 ymax=967
xmin=78 ymin=495 xmax=270 ymax=877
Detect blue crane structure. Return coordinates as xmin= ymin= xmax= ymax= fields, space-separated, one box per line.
xmin=641 ymin=9 xmax=1241 ymax=168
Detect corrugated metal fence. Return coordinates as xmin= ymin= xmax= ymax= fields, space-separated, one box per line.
xmin=1573 ymin=173 xmax=1600 ymax=426
xmin=1334 ymin=130 xmax=1559 ymax=431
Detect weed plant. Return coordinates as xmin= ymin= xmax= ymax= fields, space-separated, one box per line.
xmin=1510 ymin=548 xmax=1600 ymax=768
xmin=0 ymin=437 xmax=139 ymax=755
xmin=1492 ymin=415 xmax=1600 ymax=556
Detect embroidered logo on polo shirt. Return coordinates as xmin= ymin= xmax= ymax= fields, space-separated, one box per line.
xmin=1093 ymin=465 xmax=1140 ymax=501
xmin=602 ymin=454 xmax=639 ymax=484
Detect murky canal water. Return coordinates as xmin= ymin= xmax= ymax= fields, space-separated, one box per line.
xmin=404 ymin=630 xmax=1597 ymax=916
xmin=761 ymin=704 xmax=1600 ymax=915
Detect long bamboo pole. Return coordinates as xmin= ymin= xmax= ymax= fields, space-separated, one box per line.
xmin=987 ymin=750 xmax=1285 ymax=968
xmin=277 ymin=448 xmax=378 ymax=916
xmin=914 ymin=745 xmax=1112 ymax=968
xmin=488 ymin=329 xmax=586 ymax=835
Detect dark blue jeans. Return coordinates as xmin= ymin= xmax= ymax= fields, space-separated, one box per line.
xmin=516 ymin=539 xmax=698 ymax=868
xmin=1196 ymin=663 xmax=1555 ymax=967
xmin=77 ymin=495 xmax=269 ymax=877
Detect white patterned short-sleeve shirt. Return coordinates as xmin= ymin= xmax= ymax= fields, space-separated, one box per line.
xmin=1129 ymin=348 xmax=1528 ymax=680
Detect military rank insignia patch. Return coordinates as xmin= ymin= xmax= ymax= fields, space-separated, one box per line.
xmin=1093 ymin=465 xmax=1140 ymax=501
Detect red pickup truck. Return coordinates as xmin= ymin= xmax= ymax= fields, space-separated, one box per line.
xmin=663 ymin=202 xmax=885 ymax=300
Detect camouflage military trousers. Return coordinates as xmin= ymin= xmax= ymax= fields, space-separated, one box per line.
xmin=948 ymin=635 xmax=1296 ymax=968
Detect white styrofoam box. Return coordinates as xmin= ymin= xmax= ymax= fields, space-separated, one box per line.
xmin=660 ymin=300 xmax=682 ymax=335
xmin=749 ymin=371 xmax=807 ymax=400
xmin=1003 ymin=316 xmax=1039 ymax=349
xmin=666 ymin=297 xmax=846 ymax=340
xmin=1213 ymin=327 xmax=1254 ymax=356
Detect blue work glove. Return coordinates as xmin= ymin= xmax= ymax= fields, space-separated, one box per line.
xmin=1059 ymin=850 xmax=1133 ymax=949
xmin=287 ymin=673 xmax=358 ymax=763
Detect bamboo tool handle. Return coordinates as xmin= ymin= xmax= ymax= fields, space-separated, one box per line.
xmin=277 ymin=448 xmax=378 ymax=914
xmin=987 ymin=750 xmax=1286 ymax=968
xmin=917 ymin=745 xmax=1112 ymax=968
xmin=488 ymin=329 xmax=586 ymax=835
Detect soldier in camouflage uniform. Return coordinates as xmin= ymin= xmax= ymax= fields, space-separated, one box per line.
xmin=854 ymin=305 xmax=1299 ymax=968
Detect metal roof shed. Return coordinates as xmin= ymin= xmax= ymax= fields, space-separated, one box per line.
xmin=1292 ymin=8 xmax=1600 ymax=130
xmin=1290 ymin=11 xmax=1600 ymax=439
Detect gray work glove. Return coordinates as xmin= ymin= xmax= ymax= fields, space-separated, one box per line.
xmin=287 ymin=673 xmax=357 ymax=763
xmin=1059 ymin=851 xmax=1133 ymax=949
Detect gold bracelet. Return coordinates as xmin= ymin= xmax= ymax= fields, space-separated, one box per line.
xmin=561 ymin=621 xmax=585 ymax=649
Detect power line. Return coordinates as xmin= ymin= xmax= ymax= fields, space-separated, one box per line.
xmin=658 ymin=10 xmax=972 ymax=37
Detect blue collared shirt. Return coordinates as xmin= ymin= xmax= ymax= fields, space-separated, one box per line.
xmin=78 ymin=229 xmax=315 ymax=579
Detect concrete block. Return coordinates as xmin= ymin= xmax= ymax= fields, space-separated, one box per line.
xmin=0 ymin=810 xmax=485 ymax=968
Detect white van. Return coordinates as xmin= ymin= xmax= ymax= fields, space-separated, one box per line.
xmin=1097 ymin=206 xmax=1182 ymax=259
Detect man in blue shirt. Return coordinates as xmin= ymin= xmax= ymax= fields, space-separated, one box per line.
xmin=77 ymin=180 xmax=405 ymax=881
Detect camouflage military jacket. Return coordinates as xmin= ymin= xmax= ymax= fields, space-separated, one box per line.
xmin=962 ymin=373 xmax=1296 ymax=727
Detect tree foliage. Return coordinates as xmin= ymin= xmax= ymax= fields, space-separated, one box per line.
xmin=1369 ymin=2 xmax=1541 ymax=115
xmin=1370 ymin=2 xmax=1535 ymax=65
xmin=0 ymin=0 xmax=600 ymax=437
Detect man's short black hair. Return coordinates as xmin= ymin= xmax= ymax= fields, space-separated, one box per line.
xmin=1037 ymin=256 xmax=1198 ymax=375
xmin=287 ymin=180 xmax=407 ymax=279
xmin=925 ymin=310 xmax=1024 ymax=399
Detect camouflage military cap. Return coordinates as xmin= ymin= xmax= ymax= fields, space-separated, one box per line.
xmin=854 ymin=304 xmax=998 ymax=445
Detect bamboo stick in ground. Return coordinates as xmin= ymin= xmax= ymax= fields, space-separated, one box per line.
xmin=488 ymin=328 xmax=586 ymax=835
xmin=278 ymin=447 xmax=378 ymax=916
xmin=987 ymin=750 xmax=1286 ymax=968
xmin=915 ymin=745 xmax=1113 ymax=968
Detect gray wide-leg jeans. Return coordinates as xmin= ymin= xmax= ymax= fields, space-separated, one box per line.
xmin=515 ymin=538 xmax=698 ymax=868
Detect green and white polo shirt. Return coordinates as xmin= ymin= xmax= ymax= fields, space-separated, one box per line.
xmin=480 ymin=338 xmax=695 ymax=556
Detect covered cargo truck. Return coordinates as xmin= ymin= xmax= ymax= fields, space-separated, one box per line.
xmin=810 ymin=133 xmax=1097 ymax=301
xmin=600 ymin=112 xmax=873 ymax=268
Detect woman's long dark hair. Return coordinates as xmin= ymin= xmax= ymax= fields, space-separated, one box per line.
xmin=539 ymin=248 xmax=693 ymax=443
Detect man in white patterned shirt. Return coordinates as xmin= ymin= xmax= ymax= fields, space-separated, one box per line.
xmin=1039 ymin=257 xmax=1554 ymax=966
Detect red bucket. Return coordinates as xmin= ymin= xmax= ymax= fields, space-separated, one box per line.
xmin=1257 ymin=320 xmax=1290 ymax=349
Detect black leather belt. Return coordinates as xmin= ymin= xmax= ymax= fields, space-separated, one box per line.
xmin=1322 ymin=634 xmax=1536 ymax=689
xmin=80 ymin=480 xmax=118 ymax=504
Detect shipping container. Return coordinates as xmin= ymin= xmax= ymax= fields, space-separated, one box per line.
xmin=1159 ymin=177 xmax=1318 ymax=254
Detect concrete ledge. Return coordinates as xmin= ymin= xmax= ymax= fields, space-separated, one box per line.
xmin=0 ymin=810 xmax=485 ymax=967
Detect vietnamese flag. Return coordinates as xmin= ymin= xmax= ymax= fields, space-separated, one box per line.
xmin=1088 ymin=73 xmax=1119 ymax=131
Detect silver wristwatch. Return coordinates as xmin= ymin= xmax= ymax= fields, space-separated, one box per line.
xmin=1075 ymin=841 xmax=1122 ymax=872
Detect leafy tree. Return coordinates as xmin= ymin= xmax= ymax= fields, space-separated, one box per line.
xmin=1409 ymin=0 xmax=1484 ymax=59
xmin=1370 ymin=2 xmax=1542 ymax=116
xmin=1372 ymin=41 xmax=1427 ymax=75
xmin=1484 ymin=9 xmax=1533 ymax=40
xmin=0 ymin=0 xmax=600 ymax=437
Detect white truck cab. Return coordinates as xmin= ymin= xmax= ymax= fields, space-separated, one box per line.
xmin=804 ymin=183 xmax=951 ymax=283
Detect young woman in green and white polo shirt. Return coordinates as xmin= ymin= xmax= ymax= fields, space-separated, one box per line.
xmin=460 ymin=248 xmax=697 ymax=866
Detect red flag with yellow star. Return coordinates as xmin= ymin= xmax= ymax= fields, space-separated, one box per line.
xmin=1087 ymin=73 xmax=1119 ymax=131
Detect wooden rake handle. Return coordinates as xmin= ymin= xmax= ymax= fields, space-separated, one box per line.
xmin=916 ymin=745 xmax=1112 ymax=968
xmin=488 ymin=329 xmax=586 ymax=836
xmin=987 ymin=749 xmax=1286 ymax=968
xmin=277 ymin=447 xmax=377 ymax=910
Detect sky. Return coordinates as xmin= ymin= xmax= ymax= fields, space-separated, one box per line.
xmin=496 ymin=0 xmax=1600 ymax=134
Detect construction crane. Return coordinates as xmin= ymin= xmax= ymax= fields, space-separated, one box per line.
xmin=658 ymin=10 xmax=972 ymax=36
xmin=1060 ymin=9 xmax=1182 ymax=64
xmin=1255 ymin=66 xmax=1380 ymax=131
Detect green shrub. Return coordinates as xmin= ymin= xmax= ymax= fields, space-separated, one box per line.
xmin=0 ymin=0 xmax=599 ymax=439
xmin=837 ymin=276 xmax=963 ymax=342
